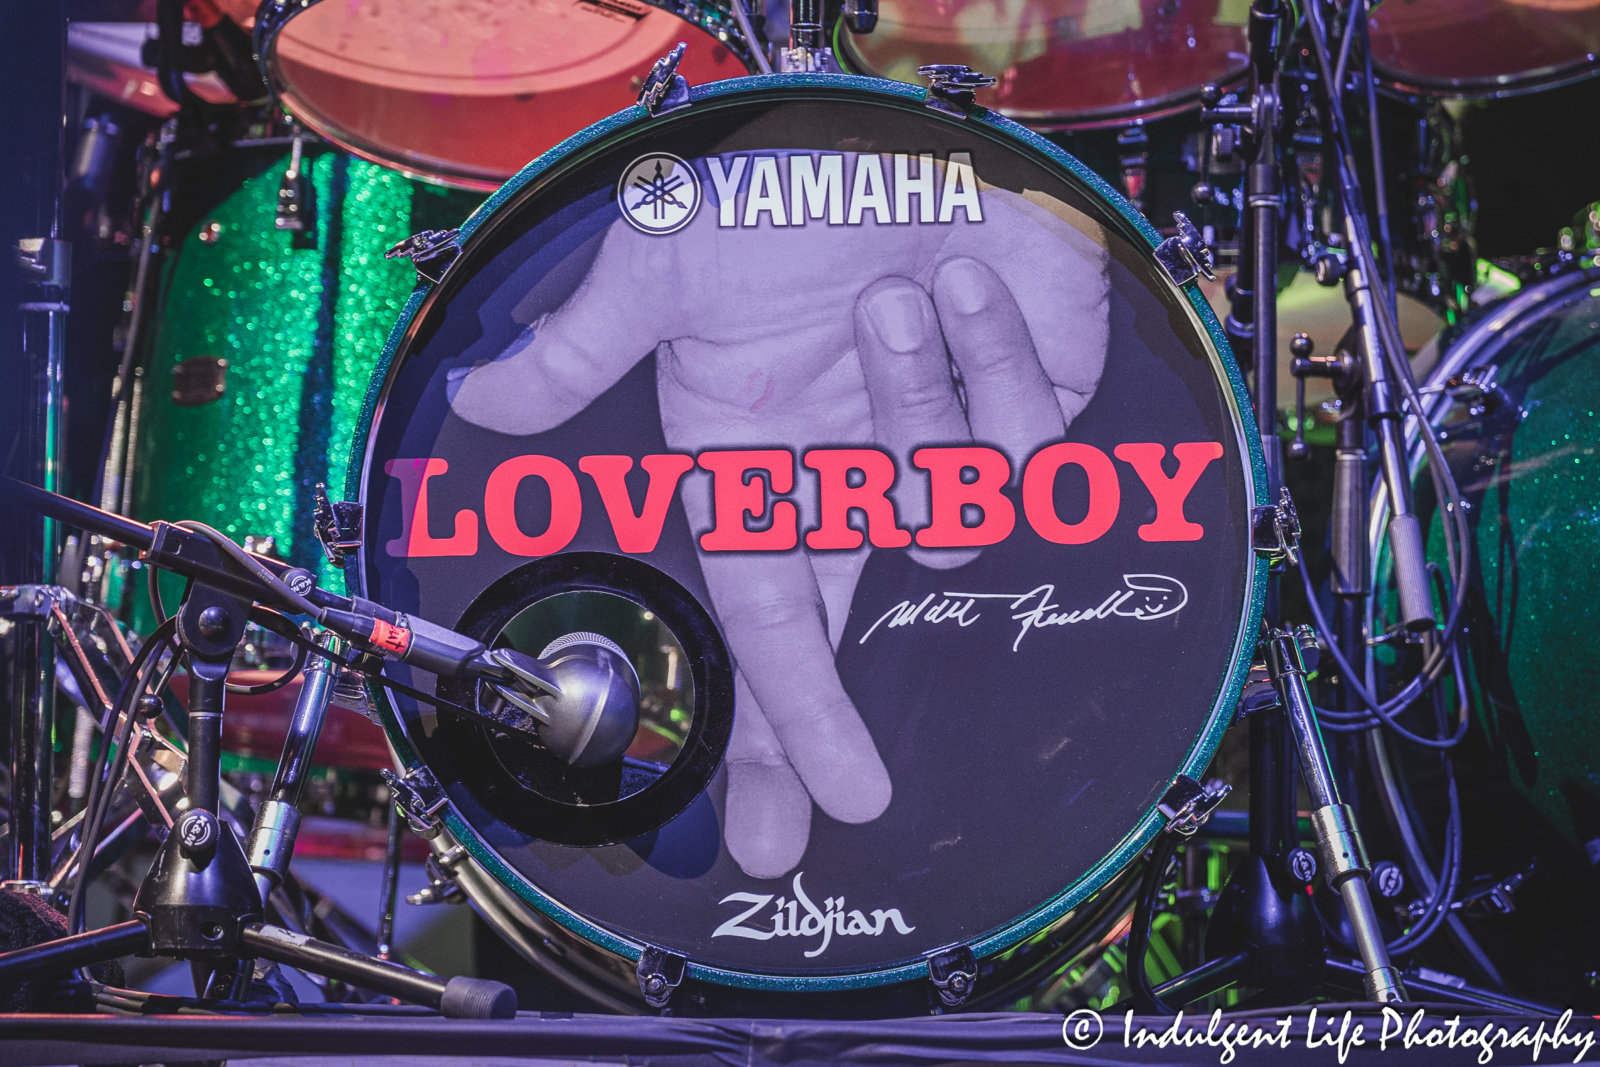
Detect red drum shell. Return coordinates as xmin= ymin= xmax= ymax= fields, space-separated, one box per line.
xmin=839 ymin=0 xmax=1251 ymax=127
xmin=1367 ymin=0 xmax=1600 ymax=96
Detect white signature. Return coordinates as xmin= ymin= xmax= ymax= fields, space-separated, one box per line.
xmin=859 ymin=574 xmax=1188 ymax=652
xmin=714 ymin=872 xmax=914 ymax=958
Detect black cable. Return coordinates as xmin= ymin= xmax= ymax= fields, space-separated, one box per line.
xmin=174 ymin=521 xmax=324 ymax=621
xmin=1298 ymin=558 xmax=1469 ymax=747
xmin=225 ymin=607 xmax=308 ymax=696
xmin=1359 ymin=7 xmax=1399 ymax=315
xmin=1128 ymin=832 xmax=1181 ymax=1014
xmin=147 ymin=562 xmax=167 ymax=627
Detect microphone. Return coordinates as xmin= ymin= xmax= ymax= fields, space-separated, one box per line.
xmin=321 ymin=605 xmax=641 ymax=767
xmin=483 ymin=635 xmax=642 ymax=768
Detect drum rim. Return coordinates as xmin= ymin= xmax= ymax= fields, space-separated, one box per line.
xmin=1372 ymin=56 xmax=1600 ymax=101
xmin=1369 ymin=262 xmax=1600 ymax=565
xmin=344 ymin=71 xmax=1269 ymax=991
xmin=249 ymin=0 xmax=761 ymax=192
xmin=831 ymin=19 xmax=1252 ymax=129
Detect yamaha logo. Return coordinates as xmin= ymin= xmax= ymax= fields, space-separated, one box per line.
xmin=617 ymin=153 xmax=700 ymax=234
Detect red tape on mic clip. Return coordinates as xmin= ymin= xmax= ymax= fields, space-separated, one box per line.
xmin=368 ymin=617 xmax=412 ymax=656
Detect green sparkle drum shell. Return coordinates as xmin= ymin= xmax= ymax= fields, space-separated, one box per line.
xmin=1386 ymin=266 xmax=1600 ymax=860
xmin=132 ymin=142 xmax=479 ymax=629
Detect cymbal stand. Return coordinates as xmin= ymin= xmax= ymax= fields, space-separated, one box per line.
xmin=0 ymin=490 xmax=516 ymax=1018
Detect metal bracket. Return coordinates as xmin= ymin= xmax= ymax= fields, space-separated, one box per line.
xmin=1251 ymin=486 xmax=1301 ymax=566
xmin=636 ymin=944 xmax=687 ymax=1008
xmin=918 ymin=64 xmax=994 ymax=118
xmin=0 ymin=880 xmax=69 ymax=912
xmin=0 ymin=584 xmax=68 ymax=620
xmin=407 ymin=844 xmax=468 ymax=906
xmin=16 ymin=238 xmax=72 ymax=289
xmin=381 ymin=766 xmax=449 ymax=839
xmin=638 ymin=42 xmax=691 ymax=117
xmin=275 ymin=134 xmax=311 ymax=236
xmin=312 ymin=483 xmax=363 ymax=567
xmin=1154 ymin=212 xmax=1216 ymax=286
xmin=385 ymin=228 xmax=461 ymax=285
xmin=926 ymin=943 xmax=977 ymax=1007
xmin=1157 ymin=774 xmax=1230 ymax=837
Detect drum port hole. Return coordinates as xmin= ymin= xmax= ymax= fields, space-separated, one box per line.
xmin=202 ymin=923 xmax=224 ymax=940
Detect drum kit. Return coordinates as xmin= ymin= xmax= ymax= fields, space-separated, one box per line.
xmin=0 ymin=0 xmax=1596 ymax=1028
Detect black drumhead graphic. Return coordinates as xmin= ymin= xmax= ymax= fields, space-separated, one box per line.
xmin=353 ymin=79 xmax=1262 ymax=983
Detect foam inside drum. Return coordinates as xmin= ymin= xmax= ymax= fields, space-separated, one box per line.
xmin=352 ymin=76 xmax=1264 ymax=987
xmin=245 ymin=0 xmax=754 ymax=189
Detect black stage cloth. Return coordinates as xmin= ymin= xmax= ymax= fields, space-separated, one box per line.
xmin=0 ymin=1003 xmax=1596 ymax=1066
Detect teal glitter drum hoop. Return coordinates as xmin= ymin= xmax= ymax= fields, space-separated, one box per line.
xmin=348 ymin=73 xmax=1266 ymax=1000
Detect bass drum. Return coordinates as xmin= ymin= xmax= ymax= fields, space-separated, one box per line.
xmin=243 ymin=0 xmax=758 ymax=190
xmin=351 ymin=72 xmax=1266 ymax=1010
xmin=1377 ymin=264 xmax=1600 ymax=1002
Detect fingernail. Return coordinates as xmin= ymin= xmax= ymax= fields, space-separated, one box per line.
xmin=865 ymin=283 xmax=929 ymax=353
xmin=938 ymin=257 xmax=992 ymax=315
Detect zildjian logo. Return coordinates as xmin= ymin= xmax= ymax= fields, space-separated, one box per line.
xmin=631 ymin=159 xmax=688 ymax=223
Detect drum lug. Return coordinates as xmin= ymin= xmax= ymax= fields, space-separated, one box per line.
xmin=1251 ymin=486 xmax=1302 ymax=565
xmin=386 ymin=228 xmax=461 ymax=286
xmin=407 ymin=844 xmax=469 ymax=906
xmin=926 ymin=943 xmax=977 ymax=1008
xmin=1154 ymin=211 xmax=1216 ymax=287
xmin=635 ymin=944 xmax=687 ymax=1008
xmin=1157 ymin=774 xmax=1231 ymax=837
xmin=638 ymin=42 xmax=692 ymax=117
xmin=380 ymin=766 xmax=449 ymax=839
xmin=917 ymin=64 xmax=995 ymax=118
xmin=312 ymin=483 xmax=363 ymax=567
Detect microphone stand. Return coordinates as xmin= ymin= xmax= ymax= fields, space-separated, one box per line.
xmin=0 ymin=478 xmax=518 ymax=1018
xmin=1140 ymin=0 xmax=1407 ymax=1008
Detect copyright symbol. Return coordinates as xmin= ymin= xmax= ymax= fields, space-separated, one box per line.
xmin=1062 ymin=1008 xmax=1104 ymax=1050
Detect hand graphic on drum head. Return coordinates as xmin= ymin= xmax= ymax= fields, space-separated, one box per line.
xmin=449 ymin=176 xmax=1110 ymax=879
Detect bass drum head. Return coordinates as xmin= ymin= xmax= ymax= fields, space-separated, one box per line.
xmin=835 ymin=1 xmax=1251 ymax=128
xmin=1368 ymin=0 xmax=1600 ymax=98
xmin=352 ymin=75 xmax=1263 ymax=989
xmin=245 ymin=0 xmax=754 ymax=189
